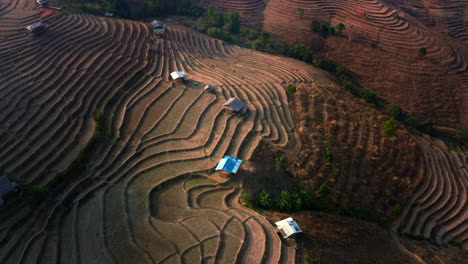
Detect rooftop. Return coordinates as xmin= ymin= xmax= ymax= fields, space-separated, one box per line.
xmin=223 ymin=98 xmax=247 ymax=112
xmin=215 ymin=156 xmax=243 ymax=174
xmin=275 ymin=217 xmax=303 ymax=238
xmin=170 ymin=71 xmax=186 ymax=80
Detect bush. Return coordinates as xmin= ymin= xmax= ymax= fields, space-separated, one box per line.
xmin=422 ymin=119 xmax=435 ymax=135
xmin=257 ymin=191 xmax=273 ymax=209
xmin=385 ymin=104 xmax=402 ymax=119
xmin=336 ymin=23 xmax=345 ymax=32
xmin=315 ymin=184 xmax=329 ymax=198
xmin=383 ymin=118 xmax=398 ymax=138
xmin=298 ymin=190 xmax=315 ymax=209
xmin=311 ymin=20 xmax=321 ymax=32
xmin=405 ymin=116 xmax=420 ymax=127
xmin=286 ymin=84 xmax=297 ymax=93
xmin=274 ymin=156 xmax=285 ymax=169
xmin=328 ymin=26 xmax=336 ymax=35
xmin=362 ymin=90 xmax=376 ymax=103
xmin=418 ymin=47 xmax=427 ymax=56
xmin=260 ymin=31 xmax=271 ymax=43
xmin=94 ymin=110 xmax=105 ymax=122
xmin=240 ymin=27 xmax=258 ymax=40
xmin=324 ymin=146 xmax=333 ymax=161
xmin=252 ymin=39 xmax=265 ymax=50
xmin=277 ymin=190 xmax=297 ymax=211
xmin=206 ymin=27 xmax=231 ymax=41
xmin=177 ymin=2 xmax=205 ymax=17
xmin=274 ymin=40 xmax=290 ymax=55
xmin=455 ymin=127 xmax=468 ymax=147
xmin=393 ymin=203 xmax=402 ymax=216
xmin=288 ymin=44 xmax=309 ymax=61
xmin=224 ymin=12 xmax=240 ymax=33
xmin=321 ymin=24 xmax=329 ymax=37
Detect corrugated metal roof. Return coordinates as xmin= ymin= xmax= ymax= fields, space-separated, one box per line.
xmin=170 ymin=71 xmax=185 ymax=80
xmin=223 ymin=98 xmax=246 ymax=112
xmin=275 ymin=217 xmax=302 ymax=238
xmin=0 ymin=176 xmax=15 ymax=197
xmin=26 ymin=22 xmax=45 ymax=32
xmin=215 ymin=156 xmax=243 ymax=174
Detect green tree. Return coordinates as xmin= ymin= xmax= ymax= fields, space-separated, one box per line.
xmin=328 ymin=26 xmax=336 ymax=35
xmin=315 ymin=184 xmax=329 ymax=199
xmin=324 ymin=146 xmax=333 ymax=161
xmin=224 ymin=12 xmax=240 ymax=33
xmin=286 ymin=84 xmax=296 ymax=93
xmin=336 ymin=23 xmax=345 ymax=33
xmin=288 ymin=44 xmax=309 ymax=60
xmin=258 ymin=191 xmax=273 ymax=209
xmin=383 ymin=118 xmax=398 ymax=138
xmin=311 ymin=20 xmax=321 ymax=32
xmin=297 ymin=8 xmax=304 ymax=19
xmin=298 ymin=190 xmax=314 ymax=209
xmin=385 ymin=104 xmax=402 ymax=119
xmin=277 ymin=191 xmax=296 ymax=211
xmin=321 ymin=24 xmax=329 ymax=37
xmin=418 ymin=47 xmax=427 ymax=56
xmin=240 ymin=27 xmax=258 ymax=40
xmin=362 ymin=90 xmax=376 ymax=103
xmin=252 ymin=39 xmax=265 ymax=50
xmin=274 ymin=40 xmax=290 ymax=55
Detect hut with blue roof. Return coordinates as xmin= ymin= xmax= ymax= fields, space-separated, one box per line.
xmin=215 ymin=156 xmax=243 ymax=176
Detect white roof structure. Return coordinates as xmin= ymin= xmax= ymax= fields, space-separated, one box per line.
xmin=151 ymin=20 xmax=164 ymax=27
xmin=275 ymin=217 xmax=302 ymax=238
xmin=26 ymin=22 xmax=45 ymax=32
xmin=170 ymin=71 xmax=188 ymax=81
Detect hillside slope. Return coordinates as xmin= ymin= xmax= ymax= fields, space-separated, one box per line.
xmin=193 ymin=0 xmax=468 ymax=128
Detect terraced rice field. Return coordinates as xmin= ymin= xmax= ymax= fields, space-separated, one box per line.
xmin=0 ymin=4 xmax=331 ymax=262
xmin=0 ymin=1 xmax=466 ymax=263
xmin=288 ymin=84 xmax=468 ymax=250
xmin=195 ymin=0 xmax=468 ymax=128
xmin=267 ymin=0 xmax=468 ymax=127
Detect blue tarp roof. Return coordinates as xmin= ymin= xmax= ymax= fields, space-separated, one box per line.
xmin=215 ymin=156 xmax=243 ymax=174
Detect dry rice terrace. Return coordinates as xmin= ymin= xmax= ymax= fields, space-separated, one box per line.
xmin=0 ymin=1 xmax=324 ymax=262
xmin=0 ymin=0 xmax=466 ymax=263
xmin=197 ymin=0 xmax=468 ymax=129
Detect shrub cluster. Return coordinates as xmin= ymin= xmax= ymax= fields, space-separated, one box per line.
xmin=254 ymin=190 xmax=319 ymax=212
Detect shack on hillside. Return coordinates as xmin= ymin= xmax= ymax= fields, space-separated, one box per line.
xmin=223 ymin=98 xmax=248 ymax=115
xmin=204 ymin=84 xmax=215 ymax=93
xmin=170 ymin=71 xmax=188 ymax=83
xmin=275 ymin=217 xmax=303 ymax=239
xmin=36 ymin=0 xmax=48 ymax=7
xmin=26 ymin=22 xmax=47 ymax=35
xmin=151 ymin=20 xmax=166 ymax=37
xmin=215 ymin=156 xmax=243 ymax=176
xmin=0 ymin=176 xmax=17 ymax=206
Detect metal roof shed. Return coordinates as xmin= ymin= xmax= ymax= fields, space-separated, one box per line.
xmin=170 ymin=71 xmax=188 ymax=82
xmin=223 ymin=98 xmax=247 ymax=114
xmin=275 ymin=217 xmax=303 ymax=238
xmin=215 ymin=156 xmax=243 ymax=174
xmin=204 ymin=84 xmax=215 ymax=93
